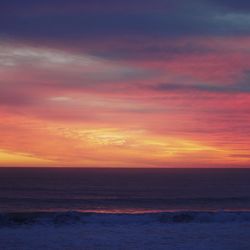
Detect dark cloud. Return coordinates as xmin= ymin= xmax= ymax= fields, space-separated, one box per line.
xmin=3 ymin=0 xmax=250 ymax=14
xmin=149 ymin=82 xmax=250 ymax=94
xmin=208 ymin=0 xmax=250 ymax=12
xmin=93 ymin=42 xmax=215 ymax=60
xmin=1 ymin=0 xmax=174 ymax=13
xmin=1 ymin=0 xmax=250 ymax=44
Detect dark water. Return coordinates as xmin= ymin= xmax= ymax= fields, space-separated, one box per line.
xmin=0 ymin=168 xmax=250 ymax=213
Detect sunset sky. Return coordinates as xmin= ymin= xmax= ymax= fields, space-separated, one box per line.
xmin=0 ymin=0 xmax=250 ymax=167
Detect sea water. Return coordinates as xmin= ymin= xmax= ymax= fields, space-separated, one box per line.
xmin=0 ymin=168 xmax=250 ymax=214
xmin=1 ymin=168 xmax=250 ymax=250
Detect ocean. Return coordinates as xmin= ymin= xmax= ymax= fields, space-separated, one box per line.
xmin=0 ymin=168 xmax=250 ymax=213
xmin=1 ymin=168 xmax=250 ymax=250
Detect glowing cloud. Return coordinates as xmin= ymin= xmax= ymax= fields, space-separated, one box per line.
xmin=0 ymin=0 xmax=250 ymax=167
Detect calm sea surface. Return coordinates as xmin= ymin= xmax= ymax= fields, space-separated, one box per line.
xmin=0 ymin=168 xmax=250 ymax=213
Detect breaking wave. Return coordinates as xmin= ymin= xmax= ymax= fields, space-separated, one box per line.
xmin=1 ymin=210 xmax=250 ymax=227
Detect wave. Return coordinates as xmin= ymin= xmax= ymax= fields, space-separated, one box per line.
xmin=1 ymin=210 xmax=250 ymax=227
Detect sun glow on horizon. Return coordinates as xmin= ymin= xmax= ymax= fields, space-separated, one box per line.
xmin=1 ymin=2 xmax=250 ymax=168
xmin=0 ymin=150 xmax=54 ymax=167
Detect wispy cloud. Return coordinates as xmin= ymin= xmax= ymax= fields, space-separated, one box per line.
xmin=0 ymin=0 xmax=250 ymax=167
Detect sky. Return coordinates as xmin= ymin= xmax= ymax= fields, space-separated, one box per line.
xmin=0 ymin=0 xmax=250 ymax=167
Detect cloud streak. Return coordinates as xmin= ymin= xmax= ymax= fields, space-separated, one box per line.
xmin=0 ymin=1 xmax=249 ymax=167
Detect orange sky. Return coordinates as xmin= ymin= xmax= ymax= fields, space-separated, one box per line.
xmin=0 ymin=40 xmax=249 ymax=168
xmin=1 ymin=1 xmax=250 ymax=167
